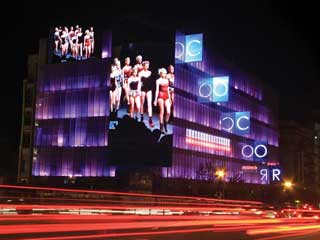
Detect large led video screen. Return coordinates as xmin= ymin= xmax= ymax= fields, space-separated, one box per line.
xmin=49 ymin=25 xmax=102 ymax=63
xmin=107 ymin=39 xmax=174 ymax=167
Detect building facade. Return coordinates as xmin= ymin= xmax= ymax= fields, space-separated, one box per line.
xmin=162 ymin=38 xmax=279 ymax=184
xmin=18 ymin=31 xmax=279 ymax=187
xmin=279 ymin=120 xmax=319 ymax=196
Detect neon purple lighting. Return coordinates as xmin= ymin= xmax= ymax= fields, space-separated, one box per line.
xmin=162 ymin=32 xmax=278 ymax=184
xmin=33 ymin=59 xmax=112 ymax=177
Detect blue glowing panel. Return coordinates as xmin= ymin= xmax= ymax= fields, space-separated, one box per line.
xmin=254 ymin=141 xmax=268 ymax=162
xmin=175 ymin=34 xmax=185 ymax=63
xmin=212 ymin=76 xmax=229 ymax=102
xmin=220 ymin=112 xmax=235 ymax=133
xmin=185 ymin=34 xmax=203 ymax=63
xmin=235 ymin=112 xmax=250 ymax=136
xmin=197 ymin=78 xmax=213 ymax=102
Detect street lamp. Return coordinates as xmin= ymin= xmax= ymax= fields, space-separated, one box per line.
xmin=282 ymin=180 xmax=294 ymax=206
xmin=283 ymin=181 xmax=293 ymax=190
xmin=215 ymin=169 xmax=226 ymax=199
xmin=216 ymin=169 xmax=225 ymax=179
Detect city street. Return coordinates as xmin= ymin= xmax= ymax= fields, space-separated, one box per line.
xmin=0 ymin=185 xmax=319 ymax=240
xmin=0 ymin=212 xmax=320 ymax=239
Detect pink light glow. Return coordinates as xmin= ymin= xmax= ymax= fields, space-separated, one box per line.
xmin=186 ymin=137 xmax=231 ymax=151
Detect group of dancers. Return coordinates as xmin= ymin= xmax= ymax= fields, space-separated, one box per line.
xmin=54 ymin=26 xmax=95 ymax=60
xmin=109 ymin=56 xmax=174 ymax=133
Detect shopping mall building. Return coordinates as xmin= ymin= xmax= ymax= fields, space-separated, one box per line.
xmin=18 ymin=27 xmax=280 ymax=190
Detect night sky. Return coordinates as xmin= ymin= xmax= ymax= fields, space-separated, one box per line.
xmin=0 ymin=1 xmax=319 ymax=173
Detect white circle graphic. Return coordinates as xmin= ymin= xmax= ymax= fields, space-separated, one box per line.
xmin=199 ymin=82 xmax=212 ymax=98
xmin=236 ymin=115 xmax=249 ymax=131
xmin=254 ymin=144 xmax=267 ymax=158
xmin=221 ymin=117 xmax=234 ymax=131
xmin=213 ymin=81 xmax=228 ymax=97
xmin=175 ymin=41 xmax=184 ymax=58
xmin=186 ymin=40 xmax=201 ymax=57
xmin=242 ymin=145 xmax=254 ymax=158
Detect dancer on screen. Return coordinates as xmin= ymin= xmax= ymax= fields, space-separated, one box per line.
xmin=60 ymin=27 xmax=69 ymax=58
xmin=122 ymin=57 xmax=132 ymax=104
xmin=167 ymin=64 xmax=175 ymax=105
xmin=77 ymin=27 xmax=83 ymax=59
xmin=135 ymin=55 xmax=143 ymax=72
xmin=54 ymin=27 xmax=61 ymax=53
xmin=90 ymin=27 xmax=95 ymax=54
xmin=110 ymin=59 xmax=122 ymax=117
xmin=128 ymin=67 xmax=141 ymax=119
xmin=154 ymin=68 xmax=171 ymax=133
xmin=84 ymin=30 xmax=92 ymax=59
xmin=139 ymin=61 xmax=154 ymax=127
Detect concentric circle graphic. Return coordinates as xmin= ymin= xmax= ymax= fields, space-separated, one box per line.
xmin=199 ymin=82 xmax=212 ymax=98
xmin=221 ymin=117 xmax=234 ymax=131
xmin=254 ymin=144 xmax=268 ymax=158
xmin=186 ymin=40 xmax=201 ymax=57
xmin=175 ymin=41 xmax=184 ymax=59
xmin=213 ymin=81 xmax=228 ymax=97
xmin=236 ymin=116 xmax=250 ymax=131
xmin=241 ymin=145 xmax=254 ymax=158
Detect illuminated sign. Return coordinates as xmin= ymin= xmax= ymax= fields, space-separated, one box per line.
xmin=241 ymin=141 xmax=268 ymax=161
xmin=241 ymin=165 xmax=258 ymax=171
xmin=186 ymin=129 xmax=231 ymax=151
xmin=212 ymin=76 xmax=229 ymax=102
xmin=220 ymin=112 xmax=250 ymax=135
xmin=235 ymin=112 xmax=250 ymax=135
xmin=198 ymin=76 xmax=229 ymax=103
xmin=175 ymin=33 xmax=203 ymax=63
xmin=267 ymin=162 xmax=280 ymax=166
xmin=260 ymin=168 xmax=281 ymax=182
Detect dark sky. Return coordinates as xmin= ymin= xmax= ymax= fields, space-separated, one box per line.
xmin=1 ymin=0 xmax=319 ymax=151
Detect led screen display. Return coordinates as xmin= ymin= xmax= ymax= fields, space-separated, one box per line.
xmin=186 ymin=129 xmax=231 ymax=152
xmin=49 ymin=25 xmax=102 ymax=63
xmin=107 ymin=39 xmax=174 ymax=167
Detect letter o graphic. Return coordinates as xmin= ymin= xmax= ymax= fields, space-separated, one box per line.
xmin=199 ymin=82 xmax=212 ymax=98
xmin=236 ymin=116 xmax=249 ymax=131
xmin=221 ymin=117 xmax=234 ymax=131
xmin=175 ymin=41 xmax=184 ymax=59
xmin=186 ymin=40 xmax=201 ymax=57
xmin=254 ymin=144 xmax=267 ymax=158
xmin=213 ymin=81 xmax=228 ymax=97
xmin=241 ymin=145 xmax=254 ymax=158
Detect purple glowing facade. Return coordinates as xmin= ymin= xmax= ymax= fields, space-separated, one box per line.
xmin=32 ymin=31 xmax=279 ymax=185
xmin=32 ymin=59 xmax=115 ymax=177
xmin=161 ymin=34 xmax=279 ymax=184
